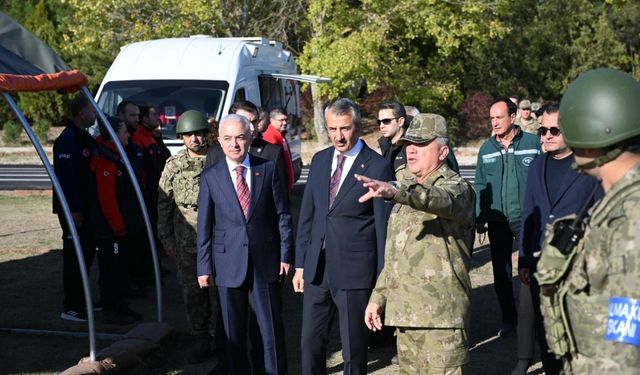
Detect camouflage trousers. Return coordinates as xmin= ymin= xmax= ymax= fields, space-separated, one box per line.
xmin=567 ymin=353 xmax=638 ymax=374
xmin=175 ymin=246 xmax=218 ymax=337
xmin=396 ymin=327 xmax=469 ymax=375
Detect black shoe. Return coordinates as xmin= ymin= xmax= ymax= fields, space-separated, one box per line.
xmin=93 ymin=301 xmax=104 ymax=311
xmin=103 ymin=307 xmax=142 ymax=325
xmin=60 ymin=309 xmax=88 ymax=322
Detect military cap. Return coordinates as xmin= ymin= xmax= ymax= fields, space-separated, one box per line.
xmin=519 ymin=99 xmax=532 ymax=109
xmin=399 ymin=113 xmax=448 ymax=144
xmin=531 ymin=101 xmax=541 ymax=112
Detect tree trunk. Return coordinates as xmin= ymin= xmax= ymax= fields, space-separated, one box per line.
xmin=311 ymin=84 xmax=329 ymax=144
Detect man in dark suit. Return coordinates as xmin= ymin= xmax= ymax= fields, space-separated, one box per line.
xmin=515 ymin=103 xmax=603 ymax=375
xmin=293 ymin=98 xmax=393 ymax=375
xmin=197 ymin=114 xmax=293 ymax=375
xmin=205 ymin=101 xmax=288 ymax=198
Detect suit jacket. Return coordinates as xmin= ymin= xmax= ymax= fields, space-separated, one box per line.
xmin=295 ymin=142 xmax=393 ymax=289
xmin=520 ymin=152 xmax=603 ymax=270
xmin=206 ymin=138 xmax=289 ymax=194
xmin=196 ymin=154 xmax=293 ymax=288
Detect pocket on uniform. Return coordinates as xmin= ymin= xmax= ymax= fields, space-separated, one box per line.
xmin=426 ymin=328 xmax=469 ymax=368
xmin=427 ymin=347 xmax=469 ymax=368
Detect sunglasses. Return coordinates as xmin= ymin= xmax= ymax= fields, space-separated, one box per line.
xmin=537 ymin=126 xmax=561 ymax=136
xmin=377 ymin=117 xmax=399 ymax=125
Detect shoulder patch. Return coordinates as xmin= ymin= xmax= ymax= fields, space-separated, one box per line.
xmin=605 ymin=297 xmax=640 ymax=346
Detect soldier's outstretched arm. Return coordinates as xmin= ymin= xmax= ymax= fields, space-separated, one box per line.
xmin=355 ymin=174 xmax=396 ymax=202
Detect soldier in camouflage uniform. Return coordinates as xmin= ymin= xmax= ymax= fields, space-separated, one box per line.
xmin=157 ymin=110 xmax=218 ymax=363
xmin=535 ymin=68 xmax=640 ymax=374
xmin=516 ymin=99 xmax=538 ymax=133
xmin=356 ymin=114 xmax=476 ymax=374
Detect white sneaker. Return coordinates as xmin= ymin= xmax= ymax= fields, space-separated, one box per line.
xmin=60 ymin=309 xmax=88 ymax=322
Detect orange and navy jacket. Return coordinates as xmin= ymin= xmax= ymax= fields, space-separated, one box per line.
xmin=262 ymin=125 xmax=294 ymax=191
xmin=89 ymin=140 xmax=143 ymax=240
xmin=131 ymin=125 xmax=168 ymax=214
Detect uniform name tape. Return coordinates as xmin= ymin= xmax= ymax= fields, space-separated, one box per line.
xmin=606 ymin=296 xmax=640 ymax=346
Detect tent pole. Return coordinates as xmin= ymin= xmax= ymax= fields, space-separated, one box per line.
xmin=2 ymin=92 xmax=97 ymax=361
xmin=81 ymin=87 xmax=163 ymax=322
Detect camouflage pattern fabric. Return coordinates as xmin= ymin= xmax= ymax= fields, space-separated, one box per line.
xmin=369 ymin=163 xmax=475 ymax=369
xmin=396 ymin=327 xmax=468 ymax=374
xmin=516 ymin=117 xmax=538 ymax=134
xmin=157 ymin=149 xmax=218 ymax=336
xmin=542 ymin=162 xmax=640 ymax=374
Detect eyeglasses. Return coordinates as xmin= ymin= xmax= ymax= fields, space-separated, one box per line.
xmin=537 ymin=126 xmax=561 ymax=136
xmin=377 ymin=117 xmax=399 ymax=125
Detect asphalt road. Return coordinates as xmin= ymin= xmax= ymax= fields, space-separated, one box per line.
xmin=0 ymin=165 xmax=476 ymax=190
xmin=0 ymin=165 xmax=52 ymax=190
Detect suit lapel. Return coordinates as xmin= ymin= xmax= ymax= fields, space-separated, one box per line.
xmin=247 ymin=155 xmax=264 ymax=221
xmin=213 ymin=159 xmax=246 ymax=221
xmin=317 ymin=149 xmax=332 ymax=212
xmin=329 ymin=143 xmax=371 ymax=212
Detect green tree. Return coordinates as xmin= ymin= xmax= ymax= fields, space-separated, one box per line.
xmin=16 ymin=0 xmax=69 ymax=126
xmin=2 ymin=121 xmax=23 ymax=145
xmin=299 ymin=0 xmax=501 ymax=140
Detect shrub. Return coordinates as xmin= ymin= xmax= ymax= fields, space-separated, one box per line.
xmin=458 ymin=92 xmax=493 ymax=141
xmin=2 ymin=121 xmax=23 ymax=145
xmin=33 ymin=121 xmax=50 ymax=143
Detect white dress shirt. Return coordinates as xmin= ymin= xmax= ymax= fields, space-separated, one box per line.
xmin=331 ymin=139 xmax=363 ymax=192
xmin=225 ymin=154 xmax=252 ymax=193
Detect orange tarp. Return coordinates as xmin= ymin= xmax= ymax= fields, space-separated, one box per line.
xmin=0 ymin=69 xmax=87 ymax=93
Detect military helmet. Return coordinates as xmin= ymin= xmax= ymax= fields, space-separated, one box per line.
xmin=559 ymin=68 xmax=640 ymax=149
xmin=175 ymin=110 xmax=209 ymax=137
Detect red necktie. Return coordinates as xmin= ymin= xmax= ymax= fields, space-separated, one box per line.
xmin=235 ymin=165 xmax=250 ymax=219
xmin=329 ymin=154 xmax=346 ymax=208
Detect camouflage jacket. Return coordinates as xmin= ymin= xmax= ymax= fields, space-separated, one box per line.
xmin=157 ymin=149 xmax=206 ymax=253
xmin=369 ymin=164 xmax=475 ymax=328
xmin=561 ymin=162 xmax=640 ymax=372
xmin=516 ymin=117 xmax=538 ymax=134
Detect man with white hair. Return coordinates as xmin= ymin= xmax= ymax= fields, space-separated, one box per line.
xmin=197 ymin=114 xmax=293 ymax=374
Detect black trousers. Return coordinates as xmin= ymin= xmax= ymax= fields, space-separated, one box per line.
xmin=97 ymin=237 xmax=130 ymax=311
xmin=300 ymin=253 xmax=371 ymax=375
xmin=487 ymin=220 xmax=519 ymax=325
xmin=127 ymin=229 xmax=153 ymax=285
xmin=217 ymin=258 xmax=287 ymax=375
xmin=58 ymin=215 xmax=96 ymax=312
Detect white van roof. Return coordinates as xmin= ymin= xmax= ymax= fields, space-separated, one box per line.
xmin=102 ymin=36 xmax=298 ymax=83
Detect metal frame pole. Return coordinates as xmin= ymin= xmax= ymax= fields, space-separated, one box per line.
xmin=2 ymin=92 xmax=97 ymax=361
xmin=81 ymin=87 xmax=163 ymax=322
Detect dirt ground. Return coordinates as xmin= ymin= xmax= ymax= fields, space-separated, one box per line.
xmin=0 ymin=187 xmax=546 ymax=375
